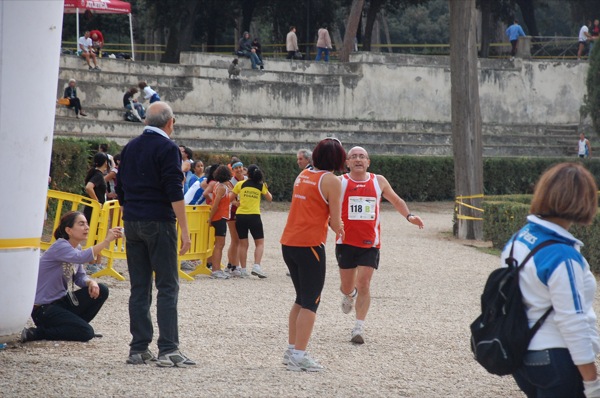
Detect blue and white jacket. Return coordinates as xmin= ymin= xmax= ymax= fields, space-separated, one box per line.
xmin=501 ymin=215 xmax=600 ymax=365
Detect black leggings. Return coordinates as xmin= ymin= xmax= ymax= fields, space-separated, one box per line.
xmin=282 ymin=244 xmax=326 ymax=313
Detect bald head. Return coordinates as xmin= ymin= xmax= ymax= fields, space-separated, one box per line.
xmin=145 ymin=102 xmax=173 ymax=129
xmin=348 ymin=146 xmax=368 ymax=158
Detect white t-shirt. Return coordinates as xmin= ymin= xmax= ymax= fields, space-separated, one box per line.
xmin=579 ymin=139 xmax=588 ymax=156
xmin=142 ymin=86 xmax=157 ymax=99
xmin=579 ymin=25 xmax=589 ymax=42
xmin=78 ymin=36 xmax=92 ymax=52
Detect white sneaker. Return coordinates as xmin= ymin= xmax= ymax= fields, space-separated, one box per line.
xmin=287 ymin=353 xmax=324 ymax=372
xmin=282 ymin=348 xmax=292 ymax=365
xmin=251 ymin=264 xmax=267 ymax=278
xmin=210 ymin=270 xmax=230 ymax=279
xmin=180 ymin=261 xmax=195 ymax=271
xmin=341 ymin=289 xmax=356 ymax=314
xmin=351 ymin=325 xmax=365 ymax=344
xmin=231 ymin=268 xmax=241 ymax=277
xmin=240 ymin=268 xmax=250 ymax=278
xmin=156 ymin=350 xmax=196 ymax=368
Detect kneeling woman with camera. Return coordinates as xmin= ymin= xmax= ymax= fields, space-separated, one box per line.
xmin=21 ymin=211 xmax=122 ymax=343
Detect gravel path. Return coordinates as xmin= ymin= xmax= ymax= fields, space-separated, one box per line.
xmin=1 ymin=203 xmax=530 ymax=397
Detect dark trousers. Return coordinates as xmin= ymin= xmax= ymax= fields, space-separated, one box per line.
xmin=513 ymin=348 xmax=584 ymax=398
xmin=510 ymin=39 xmax=518 ymax=56
xmin=68 ymin=98 xmax=82 ymax=114
xmin=287 ymin=50 xmax=296 ymax=59
xmin=124 ymin=220 xmax=180 ymax=356
xmin=31 ymin=284 xmax=108 ymax=342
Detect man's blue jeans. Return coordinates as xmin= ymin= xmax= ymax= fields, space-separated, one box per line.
xmin=242 ymin=50 xmax=262 ymax=69
xmin=124 ymin=220 xmax=180 ymax=356
xmin=315 ymin=47 xmax=330 ymax=62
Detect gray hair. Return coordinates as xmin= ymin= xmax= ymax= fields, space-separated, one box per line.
xmin=145 ymin=102 xmax=173 ymax=128
xmin=68 ymin=79 xmax=76 ymax=84
xmin=297 ymin=148 xmax=312 ymax=162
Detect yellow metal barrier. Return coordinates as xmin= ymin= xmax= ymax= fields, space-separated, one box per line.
xmin=455 ymin=194 xmax=485 ymax=221
xmin=96 ymin=200 xmax=126 ymax=281
xmin=43 ymin=190 xmax=101 ymax=251
xmin=44 ymin=191 xmax=215 ymax=281
xmin=178 ymin=205 xmax=215 ymax=279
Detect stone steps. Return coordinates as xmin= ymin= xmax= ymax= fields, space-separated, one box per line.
xmin=54 ymin=106 xmax=577 ymax=136
xmin=54 ymin=109 xmax=575 ymax=157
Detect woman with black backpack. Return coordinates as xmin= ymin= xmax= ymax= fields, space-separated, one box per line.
xmin=501 ymin=163 xmax=600 ymax=397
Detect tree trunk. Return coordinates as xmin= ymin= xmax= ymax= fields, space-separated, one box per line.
xmin=241 ymin=0 xmax=258 ymax=33
xmin=160 ymin=2 xmax=200 ymax=64
xmin=515 ymin=0 xmax=538 ymax=37
xmin=449 ymin=0 xmax=484 ymax=240
xmin=380 ymin=10 xmax=393 ymax=54
xmin=363 ymin=0 xmax=384 ymax=52
xmin=340 ymin=0 xmax=366 ymax=62
xmin=479 ymin=0 xmax=492 ymax=58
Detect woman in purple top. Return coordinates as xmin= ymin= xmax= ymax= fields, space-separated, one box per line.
xmin=20 ymin=211 xmax=122 ymax=343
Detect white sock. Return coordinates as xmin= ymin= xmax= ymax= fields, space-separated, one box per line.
xmin=292 ymin=349 xmax=305 ymax=360
xmin=287 ymin=344 xmax=295 ymax=350
xmin=343 ymin=287 xmax=357 ymax=298
xmin=355 ymin=320 xmax=364 ymax=328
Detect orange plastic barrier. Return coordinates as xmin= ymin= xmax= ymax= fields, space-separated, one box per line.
xmin=44 ymin=191 xmax=215 ymax=281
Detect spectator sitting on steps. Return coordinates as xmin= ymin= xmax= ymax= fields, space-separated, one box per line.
xmin=64 ymin=79 xmax=87 ymax=118
xmin=228 ymin=59 xmax=241 ymax=79
xmin=238 ymin=31 xmax=264 ymax=70
xmin=251 ymin=37 xmax=264 ymax=65
xmin=123 ymin=87 xmax=146 ymax=120
xmin=78 ymin=31 xmax=100 ymax=71
xmin=90 ymin=29 xmax=104 ymax=57
xmin=138 ymin=81 xmax=161 ymax=104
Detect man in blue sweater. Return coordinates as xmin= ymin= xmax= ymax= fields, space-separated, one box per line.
xmin=506 ymin=20 xmax=526 ymax=60
xmin=116 ymin=101 xmax=193 ymax=368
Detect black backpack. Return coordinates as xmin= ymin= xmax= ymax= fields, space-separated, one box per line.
xmin=470 ymin=238 xmax=558 ymax=376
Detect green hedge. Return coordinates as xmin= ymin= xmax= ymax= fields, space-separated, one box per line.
xmin=51 ymin=140 xmax=600 ymax=202
xmin=484 ymin=198 xmax=600 ymax=273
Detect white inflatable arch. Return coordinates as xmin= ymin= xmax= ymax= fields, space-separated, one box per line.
xmin=0 ymin=2 xmax=64 ymax=342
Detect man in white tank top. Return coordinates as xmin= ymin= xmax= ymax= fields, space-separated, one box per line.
xmin=578 ymin=133 xmax=592 ymax=158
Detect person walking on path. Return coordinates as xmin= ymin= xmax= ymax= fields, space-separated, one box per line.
xmin=280 ymin=138 xmax=346 ymax=372
xmin=579 ymin=20 xmax=593 ymax=60
xmin=337 ymin=146 xmax=424 ymax=344
xmin=286 ymin=26 xmax=299 ymax=59
xmin=315 ymin=25 xmax=332 ymax=62
xmin=578 ymin=133 xmax=592 ymax=158
xmin=505 ymin=20 xmax=526 ymax=61
xmin=116 ymin=101 xmax=194 ymax=368
xmin=231 ymin=164 xmax=272 ymax=279
xmin=501 ymin=163 xmax=600 ymax=397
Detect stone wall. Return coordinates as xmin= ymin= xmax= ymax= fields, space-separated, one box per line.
xmin=54 ymin=53 xmax=586 ymax=156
